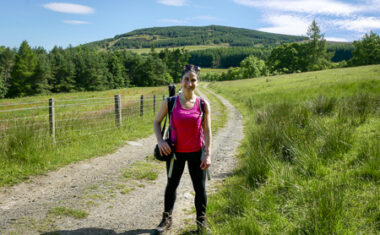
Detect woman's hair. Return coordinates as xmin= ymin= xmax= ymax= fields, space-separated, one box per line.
xmin=181 ymin=64 xmax=200 ymax=78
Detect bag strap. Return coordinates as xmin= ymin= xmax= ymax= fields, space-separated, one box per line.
xmin=161 ymin=115 xmax=167 ymax=137
xmin=199 ymin=97 xmax=206 ymax=123
xmin=167 ymin=96 xmax=177 ymax=122
xmin=163 ymin=96 xmax=177 ymax=139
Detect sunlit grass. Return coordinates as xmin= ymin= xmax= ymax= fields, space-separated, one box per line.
xmin=207 ymin=64 xmax=380 ymax=234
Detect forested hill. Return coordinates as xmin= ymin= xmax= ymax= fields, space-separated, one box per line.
xmin=83 ymin=25 xmax=308 ymax=50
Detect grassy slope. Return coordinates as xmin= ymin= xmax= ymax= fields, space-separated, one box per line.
xmin=207 ymin=65 xmax=380 ymax=234
xmin=126 ymin=44 xmax=231 ymax=54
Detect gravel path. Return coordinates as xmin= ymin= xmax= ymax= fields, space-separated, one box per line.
xmin=0 ymin=86 xmax=243 ymax=235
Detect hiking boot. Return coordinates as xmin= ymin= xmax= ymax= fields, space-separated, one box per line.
xmin=196 ymin=216 xmax=209 ymax=234
xmin=155 ymin=212 xmax=172 ymax=234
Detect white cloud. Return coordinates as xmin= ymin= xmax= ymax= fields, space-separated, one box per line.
xmin=157 ymin=0 xmax=187 ymax=6
xmin=362 ymin=0 xmax=380 ymax=12
xmin=158 ymin=19 xmax=188 ymax=24
xmin=43 ymin=2 xmax=94 ymax=14
xmin=325 ymin=37 xmax=348 ymax=42
xmin=333 ymin=16 xmax=380 ymax=32
xmin=234 ymin=0 xmax=359 ymax=16
xmin=63 ymin=20 xmax=90 ymax=24
xmin=258 ymin=14 xmax=310 ymax=35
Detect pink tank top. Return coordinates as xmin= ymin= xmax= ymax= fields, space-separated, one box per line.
xmin=170 ymin=95 xmax=203 ymax=153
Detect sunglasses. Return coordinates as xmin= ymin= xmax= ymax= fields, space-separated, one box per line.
xmin=184 ymin=64 xmax=201 ymax=72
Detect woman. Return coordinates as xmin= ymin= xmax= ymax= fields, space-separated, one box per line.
xmin=153 ymin=64 xmax=212 ymax=234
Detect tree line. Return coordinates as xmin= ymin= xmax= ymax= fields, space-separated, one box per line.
xmin=189 ymin=47 xmax=272 ymax=68
xmin=202 ymin=21 xmax=380 ymax=82
xmin=0 ymin=44 xmax=189 ymax=98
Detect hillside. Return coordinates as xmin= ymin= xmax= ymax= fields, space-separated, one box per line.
xmin=83 ymin=25 xmax=308 ymax=50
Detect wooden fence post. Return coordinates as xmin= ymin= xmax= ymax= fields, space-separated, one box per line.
xmin=114 ymin=95 xmax=122 ymax=127
xmin=140 ymin=95 xmax=144 ymax=117
xmin=49 ymin=98 xmax=55 ymax=143
xmin=153 ymin=94 xmax=156 ymax=114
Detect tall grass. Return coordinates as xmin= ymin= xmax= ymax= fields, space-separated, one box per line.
xmin=207 ymin=65 xmax=380 ymax=234
xmin=0 ymin=109 xmax=157 ymax=186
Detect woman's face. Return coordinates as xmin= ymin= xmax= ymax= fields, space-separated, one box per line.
xmin=181 ymin=71 xmax=198 ymax=92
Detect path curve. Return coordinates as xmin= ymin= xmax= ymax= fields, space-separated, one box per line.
xmin=0 ymin=86 xmax=243 ymax=235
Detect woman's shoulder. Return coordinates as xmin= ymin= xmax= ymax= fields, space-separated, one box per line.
xmin=197 ymin=96 xmax=210 ymax=113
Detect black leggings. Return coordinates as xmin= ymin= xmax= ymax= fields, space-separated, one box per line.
xmin=164 ymin=150 xmax=207 ymax=218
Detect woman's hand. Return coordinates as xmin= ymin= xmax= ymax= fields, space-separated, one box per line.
xmin=200 ymin=154 xmax=211 ymax=170
xmin=158 ymin=140 xmax=172 ymax=156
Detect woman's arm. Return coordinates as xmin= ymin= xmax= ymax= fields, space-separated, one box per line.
xmin=153 ymin=99 xmax=172 ymax=156
xmin=201 ymin=100 xmax=212 ymax=170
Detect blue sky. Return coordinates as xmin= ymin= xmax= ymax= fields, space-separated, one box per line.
xmin=1 ymin=0 xmax=379 ymax=50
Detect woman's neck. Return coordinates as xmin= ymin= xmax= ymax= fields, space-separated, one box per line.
xmin=181 ymin=90 xmax=195 ymax=101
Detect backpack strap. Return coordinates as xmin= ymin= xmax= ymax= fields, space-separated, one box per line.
xmin=199 ymin=97 xmax=206 ymax=122
xmin=167 ymin=96 xmax=177 ymax=178
xmin=163 ymin=95 xmax=177 ymax=140
xmin=167 ymin=95 xmax=177 ymax=121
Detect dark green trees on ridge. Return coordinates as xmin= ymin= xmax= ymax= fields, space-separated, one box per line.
xmin=0 ymin=41 xmax=190 ymax=98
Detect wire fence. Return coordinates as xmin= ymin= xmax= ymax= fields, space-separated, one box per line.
xmin=0 ymin=94 xmax=167 ymax=145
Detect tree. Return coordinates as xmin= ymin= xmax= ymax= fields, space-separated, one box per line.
xmin=349 ymin=31 xmax=380 ymax=66
xmin=50 ymin=46 xmax=76 ymax=92
xmin=106 ymin=52 xmax=128 ymax=89
xmin=266 ymin=20 xmax=331 ymax=74
xmin=8 ymin=41 xmax=37 ymax=97
xmin=0 ymin=47 xmax=15 ymax=98
xmin=158 ymin=48 xmax=190 ymax=82
xmin=266 ymin=43 xmax=309 ymax=73
xmin=240 ymin=55 xmax=268 ymax=78
xmin=72 ymin=47 xmax=108 ymax=91
xmin=306 ymin=20 xmax=328 ymax=70
xmin=32 ymin=49 xmax=52 ymax=95
xmin=134 ymin=55 xmax=172 ymax=86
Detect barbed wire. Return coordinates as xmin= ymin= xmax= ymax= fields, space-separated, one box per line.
xmin=0 ymin=93 xmax=161 ymax=143
xmin=0 ymin=100 xmax=47 ymax=107
xmin=55 ymin=97 xmax=115 ymax=102
xmin=0 ymin=106 xmax=49 ymax=113
xmin=54 ymin=101 xmax=114 ymax=108
xmin=0 ymin=104 xmax=156 ymax=124
xmin=0 ymin=121 xmax=50 ymax=131
xmin=0 ymin=114 xmax=50 ymax=122
xmin=54 ymin=109 xmax=114 ymax=116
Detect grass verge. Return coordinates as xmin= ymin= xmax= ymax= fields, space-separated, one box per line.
xmin=207 ymin=65 xmax=380 ymax=234
xmin=48 ymin=206 xmax=89 ymax=219
xmin=197 ymin=85 xmax=227 ymax=135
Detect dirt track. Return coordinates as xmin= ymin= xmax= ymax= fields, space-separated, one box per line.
xmin=0 ymin=86 xmax=243 ymax=235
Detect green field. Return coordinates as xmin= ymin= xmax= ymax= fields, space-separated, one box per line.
xmin=206 ymin=65 xmax=380 ymax=234
xmin=126 ymin=44 xmax=230 ymax=54
xmin=201 ymin=68 xmax=229 ymax=74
